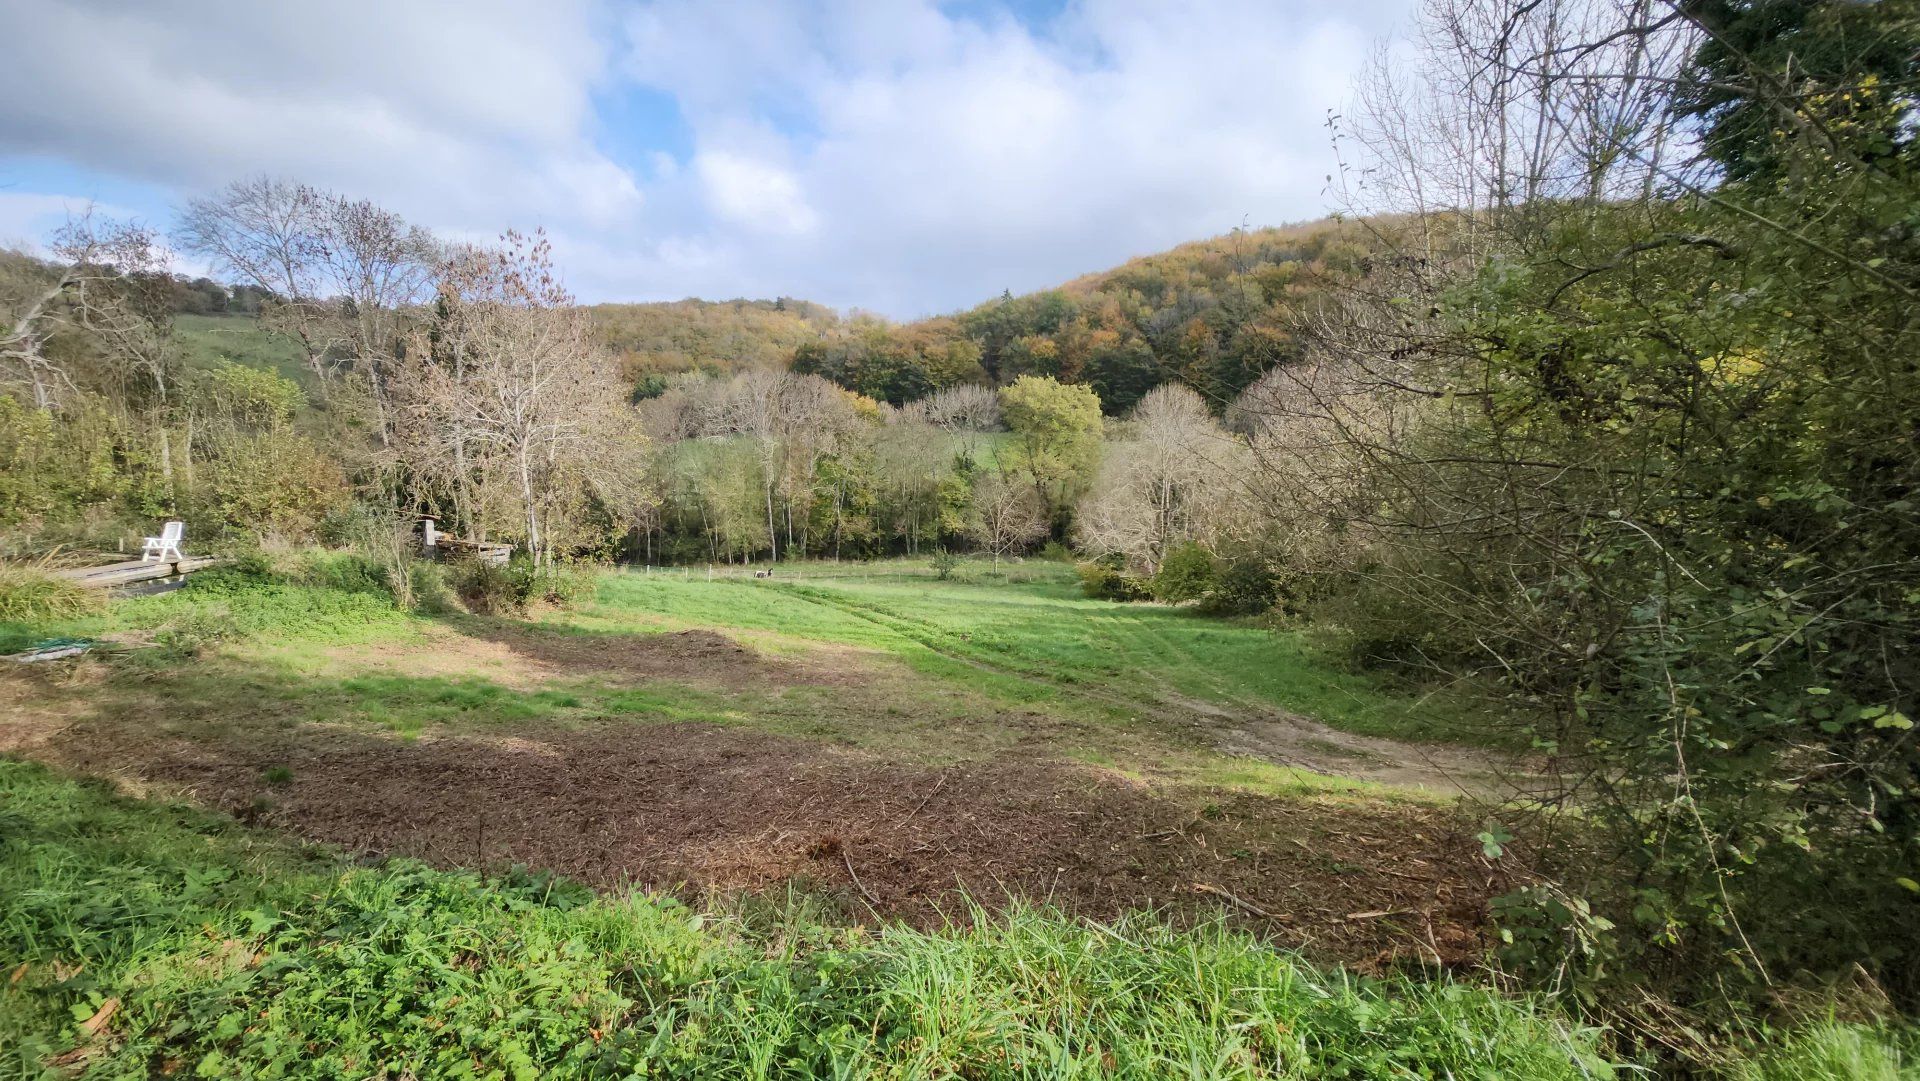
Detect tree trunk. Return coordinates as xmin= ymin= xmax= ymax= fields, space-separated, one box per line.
xmin=518 ymin=445 xmax=541 ymax=566
xmin=765 ymin=483 xmax=779 ymax=562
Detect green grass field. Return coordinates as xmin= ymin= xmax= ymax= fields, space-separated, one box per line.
xmin=1 ymin=555 xmax=1504 ymax=800
xmin=173 ymin=313 xmax=314 ymax=388
xmin=1 ymin=556 xmax=1911 ymax=1077
xmin=576 ymin=559 xmax=1496 ymax=745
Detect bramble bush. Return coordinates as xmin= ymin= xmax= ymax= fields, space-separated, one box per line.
xmin=1075 ymin=558 xmax=1150 ymax=601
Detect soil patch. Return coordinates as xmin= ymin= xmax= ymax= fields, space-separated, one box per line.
xmin=453 ymin=623 xmax=882 ymax=689
xmin=1213 ymin=709 xmax=1527 ymax=796
xmin=14 ymin=709 xmax=1507 ymax=969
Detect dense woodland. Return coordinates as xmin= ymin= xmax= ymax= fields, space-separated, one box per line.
xmin=3 ymin=0 xmax=1919 ymax=1069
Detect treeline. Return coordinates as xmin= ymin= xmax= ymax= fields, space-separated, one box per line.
xmin=0 ymin=221 xmax=348 ymax=551
xmin=791 ymin=221 xmax=1361 ymax=412
xmin=623 ymin=361 xmax=1304 ymax=619
xmin=580 ymin=221 xmax=1359 ymax=421
xmin=1 ymin=181 xmax=642 ymax=572
xmin=629 ymin=374 xmax=1080 ymax=566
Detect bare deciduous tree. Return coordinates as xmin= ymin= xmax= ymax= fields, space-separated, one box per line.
xmin=177 ymin=178 xmax=437 ymax=436
xmin=394 ymin=230 xmax=642 ymax=565
xmin=965 ymin=471 xmax=1048 ymax=565
xmin=919 ymin=383 xmax=1001 ymax=461
xmin=2 ymin=214 xmax=174 ymax=411
xmin=1076 ymin=384 xmax=1244 ymax=572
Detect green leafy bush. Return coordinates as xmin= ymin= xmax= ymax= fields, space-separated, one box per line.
xmin=448 ymin=557 xmax=599 ymax=614
xmin=930 ymin=548 xmax=960 ymax=580
xmin=1075 ymin=560 xmax=1149 ymax=601
xmin=1200 ymin=553 xmax=1281 ymax=617
xmin=130 ymin=555 xmax=403 ymax=644
xmin=446 ymin=556 xmax=519 ymax=614
xmin=1151 ymin=542 xmax=1218 ymax=603
xmin=292 ymin=551 xmax=390 ymax=595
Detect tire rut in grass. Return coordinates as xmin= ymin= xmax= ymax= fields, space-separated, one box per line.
xmin=767 ymin=582 xmax=1513 ymax=794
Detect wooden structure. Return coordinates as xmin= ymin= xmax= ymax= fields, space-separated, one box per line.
xmin=419 ymin=516 xmax=512 ymax=565
xmin=52 ymin=554 xmax=225 ymax=590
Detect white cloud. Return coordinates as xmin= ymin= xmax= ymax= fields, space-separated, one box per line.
xmin=0 ymin=190 xmax=213 ymax=276
xmin=0 ymin=0 xmax=640 ymax=236
xmin=609 ymin=0 xmax=1408 ymax=314
xmin=0 ymin=191 xmax=98 ymax=252
xmin=695 ymin=150 xmax=819 ymax=235
xmin=0 ymin=0 xmax=1410 ymax=315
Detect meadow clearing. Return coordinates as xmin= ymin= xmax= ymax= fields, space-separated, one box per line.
xmin=7 ymin=551 xmax=1905 ymax=1079
xmin=2 ymin=557 xmax=1518 ymax=953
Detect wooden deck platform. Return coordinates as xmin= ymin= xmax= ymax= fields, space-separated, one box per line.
xmin=52 ymin=555 xmax=226 ymax=589
xmin=429 ymin=537 xmax=513 ymax=565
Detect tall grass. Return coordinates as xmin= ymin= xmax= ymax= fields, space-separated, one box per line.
xmin=0 ymin=759 xmax=1619 ymax=1079
xmin=1732 ymin=1022 xmax=1920 ymax=1081
xmin=0 ymin=564 xmax=102 ymax=624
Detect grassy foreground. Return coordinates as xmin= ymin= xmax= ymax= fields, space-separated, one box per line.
xmin=0 ymin=758 xmax=1612 ymax=1079
xmin=3 ymin=558 xmax=1912 ymax=1077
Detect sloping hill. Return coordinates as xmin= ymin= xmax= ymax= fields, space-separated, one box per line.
xmin=796 ymin=217 xmax=1366 ymax=411
xmin=152 ymin=219 xmax=1367 ymax=415
xmin=589 ymin=297 xmax=841 ymax=385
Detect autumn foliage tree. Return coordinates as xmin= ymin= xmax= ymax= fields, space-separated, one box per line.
xmin=998 ymin=375 xmax=1103 ymax=529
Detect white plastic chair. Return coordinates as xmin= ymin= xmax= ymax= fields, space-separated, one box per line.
xmin=141 ymin=520 xmax=185 ymax=562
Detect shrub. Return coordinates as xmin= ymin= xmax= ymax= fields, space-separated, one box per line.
xmin=1151 ymin=542 xmax=1218 ymax=603
xmin=930 ymin=548 xmax=960 ymax=580
xmin=407 ymin=561 xmax=458 ymax=614
xmin=0 ymin=565 xmax=104 ymax=623
xmin=294 ymin=551 xmax=390 ymax=596
xmin=448 ymin=557 xmax=600 ymax=614
xmin=446 ymin=556 xmax=519 ymax=614
xmin=530 ymin=561 xmax=600 ymax=609
xmin=129 ymin=553 xmax=404 ymax=646
xmin=1076 ymin=560 xmax=1149 ymax=601
xmin=1199 ymin=554 xmax=1281 ymax=617
xmin=1038 ymin=540 xmax=1074 ymax=563
xmin=188 ymin=428 xmax=350 ymax=542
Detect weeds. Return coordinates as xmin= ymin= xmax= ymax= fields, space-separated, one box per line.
xmin=1732 ymin=1022 xmax=1919 ymax=1081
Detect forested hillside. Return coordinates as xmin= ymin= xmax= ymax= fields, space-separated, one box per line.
xmin=58 ymin=217 xmax=1353 ymax=425
xmin=793 ymin=219 xmax=1360 ymax=411
xmin=589 ymin=297 xmax=841 ymax=388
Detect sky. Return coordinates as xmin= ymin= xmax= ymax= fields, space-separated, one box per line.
xmin=0 ymin=0 xmax=1410 ymax=319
